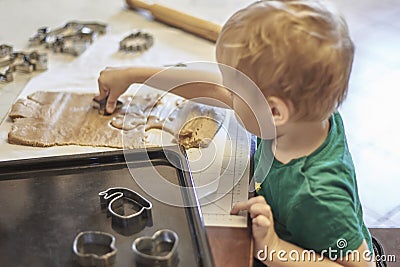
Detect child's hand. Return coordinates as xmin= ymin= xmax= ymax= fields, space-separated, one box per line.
xmin=231 ymin=196 xmax=281 ymax=252
xmin=95 ymin=67 xmax=132 ymax=114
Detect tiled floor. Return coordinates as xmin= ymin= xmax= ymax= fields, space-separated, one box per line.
xmin=330 ymin=0 xmax=400 ymax=227
xmin=0 ymin=0 xmax=399 ymax=228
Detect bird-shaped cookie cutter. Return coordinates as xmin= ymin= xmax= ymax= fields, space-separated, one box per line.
xmin=99 ymin=187 xmax=153 ymax=236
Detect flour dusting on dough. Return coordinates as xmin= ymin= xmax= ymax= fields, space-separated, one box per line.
xmin=8 ymin=91 xmax=225 ymax=149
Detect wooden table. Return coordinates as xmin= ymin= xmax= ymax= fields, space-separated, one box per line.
xmin=207 ymin=226 xmax=253 ymax=267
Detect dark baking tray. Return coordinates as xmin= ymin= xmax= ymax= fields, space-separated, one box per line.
xmin=0 ymin=146 xmax=214 ymax=267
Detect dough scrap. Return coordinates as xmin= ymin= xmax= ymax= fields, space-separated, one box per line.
xmin=8 ymin=91 xmax=225 ymax=149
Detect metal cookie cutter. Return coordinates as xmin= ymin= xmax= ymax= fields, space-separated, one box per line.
xmin=99 ymin=187 xmax=153 ymax=236
xmin=0 ymin=44 xmax=13 ymax=58
xmin=73 ymin=231 xmax=117 ymax=267
xmin=92 ymin=95 xmax=123 ymax=116
xmin=119 ymin=30 xmax=154 ymax=53
xmin=0 ymin=68 xmax=13 ymax=83
xmin=0 ymin=45 xmax=13 ymax=82
xmin=0 ymin=44 xmax=47 ymax=83
xmin=163 ymin=63 xmax=187 ymax=68
xmin=132 ymin=229 xmax=179 ymax=267
xmin=29 ymin=21 xmax=107 ymax=56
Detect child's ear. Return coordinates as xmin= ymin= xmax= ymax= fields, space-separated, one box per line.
xmin=267 ymin=96 xmax=291 ymax=126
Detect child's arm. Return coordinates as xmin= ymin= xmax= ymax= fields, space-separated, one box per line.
xmin=231 ymin=196 xmax=375 ymax=267
xmin=95 ymin=66 xmax=233 ymax=114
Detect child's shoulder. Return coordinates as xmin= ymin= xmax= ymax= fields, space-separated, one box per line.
xmin=298 ymin=112 xmax=356 ymax=193
xmin=306 ymin=112 xmax=353 ymax=174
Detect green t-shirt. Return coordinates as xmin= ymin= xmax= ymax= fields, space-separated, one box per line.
xmin=253 ymin=112 xmax=372 ymax=259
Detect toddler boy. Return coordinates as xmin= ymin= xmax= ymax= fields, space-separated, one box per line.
xmin=96 ymin=1 xmax=374 ymax=266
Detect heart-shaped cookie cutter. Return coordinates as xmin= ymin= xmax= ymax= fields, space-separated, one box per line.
xmin=132 ymin=229 xmax=179 ymax=267
xmin=99 ymin=187 xmax=153 ymax=235
xmin=73 ymin=231 xmax=117 ymax=267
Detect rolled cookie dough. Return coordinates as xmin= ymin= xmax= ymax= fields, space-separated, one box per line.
xmin=8 ymin=91 xmax=225 ymax=149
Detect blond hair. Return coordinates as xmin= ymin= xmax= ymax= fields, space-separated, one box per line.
xmin=216 ymin=0 xmax=355 ymax=121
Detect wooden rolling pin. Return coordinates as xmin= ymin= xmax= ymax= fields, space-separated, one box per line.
xmin=125 ymin=0 xmax=222 ymax=42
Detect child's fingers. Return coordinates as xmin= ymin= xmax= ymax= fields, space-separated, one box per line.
xmin=252 ymin=214 xmax=271 ymax=229
xmin=252 ymin=214 xmax=272 ymax=242
xmin=230 ymin=196 xmax=267 ymax=215
xmin=95 ymin=80 xmax=109 ymax=101
xmin=106 ymin=90 xmax=119 ymax=114
xmin=249 ymin=202 xmax=272 ymax=219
